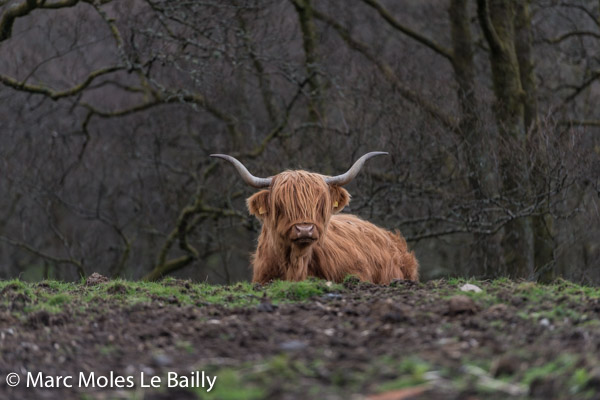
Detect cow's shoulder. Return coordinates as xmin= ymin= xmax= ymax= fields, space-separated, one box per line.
xmin=330 ymin=213 xmax=364 ymax=225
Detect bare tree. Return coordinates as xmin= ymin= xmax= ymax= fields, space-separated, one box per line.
xmin=0 ymin=0 xmax=598 ymax=283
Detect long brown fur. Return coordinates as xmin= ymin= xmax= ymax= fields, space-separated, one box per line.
xmin=247 ymin=170 xmax=418 ymax=284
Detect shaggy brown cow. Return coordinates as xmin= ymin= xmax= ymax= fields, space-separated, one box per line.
xmin=211 ymin=152 xmax=418 ymax=284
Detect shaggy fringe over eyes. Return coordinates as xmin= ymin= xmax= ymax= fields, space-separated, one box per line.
xmin=270 ymin=171 xmax=332 ymax=226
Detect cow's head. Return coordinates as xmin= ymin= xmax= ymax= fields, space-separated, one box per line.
xmin=211 ymin=152 xmax=387 ymax=252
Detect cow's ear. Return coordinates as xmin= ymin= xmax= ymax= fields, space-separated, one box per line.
xmin=330 ymin=186 xmax=350 ymax=214
xmin=247 ymin=190 xmax=270 ymax=220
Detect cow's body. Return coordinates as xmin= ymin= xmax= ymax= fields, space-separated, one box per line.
xmin=252 ymin=213 xmax=418 ymax=284
xmin=212 ymin=152 xmax=419 ymax=284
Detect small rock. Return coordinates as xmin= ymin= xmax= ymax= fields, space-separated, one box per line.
xmin=460 ymin=283 xmax=482 ymax=293
xmin=257 ymin=302 xmax=276 ymax=312
xmin=152 ymin=353 xmax=173 ymax=367
xmin=278 ymin=340 xmax=307 ymax=352
xmin=484 ymin=303 xmax=509 ymax=317
xmin=85 ymin=272 xmax=109 ymax=286
xmin=371 ymin=299 xmax=413 ymax=322
xmin=447 ymin=295 xmax=479 ymax=316
xmin=21 ymin=341 xmax=40 ymax=352
xmin=539 ymin=318 xmax=551 ymax=327
xmin=382 ymin=309 xmax=411 ymax=323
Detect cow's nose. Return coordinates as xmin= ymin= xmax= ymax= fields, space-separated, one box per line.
xmin=294 ymin=224 xmax=314 ymax=238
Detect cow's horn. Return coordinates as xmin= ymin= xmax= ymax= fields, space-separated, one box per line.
xmin=210 ymin=154 xmax=272 ymax=188
xmin=325 ymin=151 xmax=388 ymax=186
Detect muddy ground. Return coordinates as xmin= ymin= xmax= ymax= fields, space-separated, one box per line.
xmin=1 ymin=278 xmax=600 ymax=400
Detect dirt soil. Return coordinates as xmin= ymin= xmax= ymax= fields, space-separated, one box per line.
xmin=1 ymin=278 xmax=600 ymax=400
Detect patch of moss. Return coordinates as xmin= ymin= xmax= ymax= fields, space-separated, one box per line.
xmin=46 ymin=293 xmax=72 ymax=307
xmin=375 ymin=357 xmax=431 ymax=392
xmin=0 ymin=279 xmax=27 ymax=292
xmin=510 ymin=353 xmax=598 ymax=397
xmin=266 ymin=278 xmax=343 ymax=302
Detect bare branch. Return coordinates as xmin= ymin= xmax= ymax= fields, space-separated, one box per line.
xmin=237 ymin=13 xmax=278 ymax=125
xmin=0 ymin=66 xmax=124 ymax=99
xmin=559 ymin=120 xmax=600 ymax=127
xmin=80 ymin=91 xmax=244 ymax=140
xmin=310 ymin=7 xmax=458 ymax=132
xmin=0 ymin=235 xmax=85 ymax=277
xmin=360 ymin=0 xmax=454 ymax=62
xmin=563 ymin=70 xmax=600 ymax=104
xmin=144 ymin=190 xmax=247 ymax=282
xmin=0 ymin=0 xmax=80 ymax=42
xmin=543 ymin=30 xmax=600 ymax=44
xmin=142 ymin=255 xmax=194 ymax=282
xmin=556 ymin=2 xmax=600 ymax=29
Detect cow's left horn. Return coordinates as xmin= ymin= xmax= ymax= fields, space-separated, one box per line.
xmin=325 ymin=151 xmax=388 ymax=186
xmin=210 ymin=154 xmax=272 ymax=188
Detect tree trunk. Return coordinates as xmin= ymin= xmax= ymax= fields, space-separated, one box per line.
xmin=292 ymin=0 xmax=324 ymax=123
xmin=449 ymin=0 xmax=502 ymax=275
xmin=449 ymin=0 xmax=478 ymax=188
xmin=514 ymin=0 xmax=556 ymax=281
xmin=477 ymin=0 xmax=535 ymax=278
xmin=514 ymin=0 xmax=538 ymax=131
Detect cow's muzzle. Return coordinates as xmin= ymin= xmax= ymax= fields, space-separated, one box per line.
xmin=291 ymin=224 xmax=318 ymax=245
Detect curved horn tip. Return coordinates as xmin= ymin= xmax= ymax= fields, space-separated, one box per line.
xmin=324 ymin=151 xmax=389 ymax=186
xmin=210 ymin=153 xmax=272 ymax=188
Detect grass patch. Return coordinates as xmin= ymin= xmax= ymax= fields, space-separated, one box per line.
xmin=194 ymin=368 xmax=265 ymax=400
xmin=521 ymin=354 xmax=578 ymax=386
xmin=374 ymin=357 xmax=431 ymax=392
xmin=2 ymin=276 xmax=600 ymax=399
xmin=46 ymin=293 xmax=72 ymax=307
xmin=265 ymin=278 xmax=343 ymax=301
xmin=0 ymin=279 xmax=28 ymax=292
xmin=0 ymin=277 xmax=345 ymax=319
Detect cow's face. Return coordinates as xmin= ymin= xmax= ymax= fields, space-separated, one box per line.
xmin=247 ymin=170 xmax=350 ymax=251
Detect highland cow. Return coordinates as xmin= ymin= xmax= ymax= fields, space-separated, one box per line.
xmin=211 ymin=152 xmax=419 ymax=284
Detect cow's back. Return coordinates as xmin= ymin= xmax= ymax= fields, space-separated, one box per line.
xmin=312 ymin=214 xmax=418 ymax=283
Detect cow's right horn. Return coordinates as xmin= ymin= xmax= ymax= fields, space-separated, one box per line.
xmin=325 ymin=151 xmax=388 ymax=186
xmin=210 ymin=154 xmax=272 ymax=188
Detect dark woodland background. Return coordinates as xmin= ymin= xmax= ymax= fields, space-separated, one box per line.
xmin=0 ymin=0 xmax=598 ymax=284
